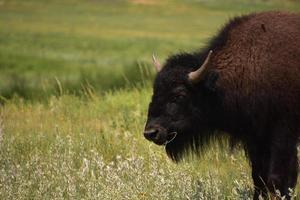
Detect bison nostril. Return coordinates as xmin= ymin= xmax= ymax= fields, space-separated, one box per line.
xmin=144 ymin=129 xmax=158 ymax=140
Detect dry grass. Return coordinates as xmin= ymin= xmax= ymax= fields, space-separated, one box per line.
xmin=0 ymin=89 xmax=298 ymax=199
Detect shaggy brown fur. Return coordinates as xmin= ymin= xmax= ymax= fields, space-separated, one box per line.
xmin=211 ymin=11 xmax=300 ymax=199
xmin=144 ymin=11 xmax=300 ymax=199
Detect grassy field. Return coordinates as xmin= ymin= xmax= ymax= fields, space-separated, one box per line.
xmin=0 ymin=0 xmax=300 ymax=199
xmin=1 ymin=0 xmax=300 ymax=100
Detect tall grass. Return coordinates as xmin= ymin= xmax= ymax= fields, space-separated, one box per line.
xmin=1 ymin=88 xmax=299 ymax=199
xmin=0 ymin=88 xmax=255 ymax=199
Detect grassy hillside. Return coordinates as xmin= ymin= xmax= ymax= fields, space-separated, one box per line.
xmin=1 ymin=0 xmax=300 ymax=199
xmin=1 ymin=0 xmax=299 ymax=100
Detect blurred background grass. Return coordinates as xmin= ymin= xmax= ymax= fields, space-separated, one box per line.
xmin=1 ymin=0 xmax=299 ymax=101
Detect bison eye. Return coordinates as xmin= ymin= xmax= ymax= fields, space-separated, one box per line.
xmin=171 ymin=94 xmax=186 ymax=103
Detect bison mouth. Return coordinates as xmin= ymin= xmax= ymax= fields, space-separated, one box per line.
xmin=153 ymin=131 xmax=177 ymax=146
xmin=165 ymin=132 xmax=177 ymax=145
xmin=144 ymin=127 xmax=178 ymax=146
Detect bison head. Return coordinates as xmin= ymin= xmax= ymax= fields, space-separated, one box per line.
xmin=144 ymin=50 xmax=221 ymax=161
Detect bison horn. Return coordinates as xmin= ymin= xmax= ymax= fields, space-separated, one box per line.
xmin=152 ymin=53 xmax=162 ymax=72
xmin=188 ymin=50 xmax=213 ymax=83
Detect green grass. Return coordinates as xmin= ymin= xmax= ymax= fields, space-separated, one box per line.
xmin=1 ymin=0 xmax=300 ymax=199
xmin=0 ymin=88 xmax=254 ymax=199
xmin=1 ymin=0 xmax=299 ymax=100
xmin=1 ymin=88 xmax=299 ymax=199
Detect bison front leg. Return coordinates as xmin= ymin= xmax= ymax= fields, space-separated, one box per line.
xmin=266 ymin=133 xmax=298 ymax=200
xmin=251 ymin=159 xmax=268 ymax=200
xmin=247 ymin=143 xmax=270 ymax=200
xmin=249 ymin=139 xmax=298 ymax=200
xmin=248 ymin=124 xmax=299 ymax=199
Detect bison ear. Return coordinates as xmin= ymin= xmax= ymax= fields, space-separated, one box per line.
xmin=204 ymin=71 xmax=219 ymax=92
xmin=188 ymin=50 xmax=213 ymax=84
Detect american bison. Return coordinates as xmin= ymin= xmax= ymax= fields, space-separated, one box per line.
xmin=144 ymin=11 xmax=300 ymax=199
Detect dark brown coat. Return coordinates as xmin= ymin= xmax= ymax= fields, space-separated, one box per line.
xmin=144 ymin=11 xmax=300 ymax=199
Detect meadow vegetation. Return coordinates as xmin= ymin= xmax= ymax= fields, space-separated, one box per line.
xmin=1 ymin=0 xmax=299 ymax=100
xmin=0 ymin=0 xmax=299 ymax=199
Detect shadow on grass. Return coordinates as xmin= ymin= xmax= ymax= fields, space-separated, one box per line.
xmin=0 ymin=61 xmax=155 ymax=103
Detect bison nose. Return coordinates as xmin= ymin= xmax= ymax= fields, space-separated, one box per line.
xmin=144 ymin=129 xmax=158 ymax=141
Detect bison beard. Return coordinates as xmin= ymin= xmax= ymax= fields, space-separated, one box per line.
xmin=144 ymin=11 xmax=300 ymax=200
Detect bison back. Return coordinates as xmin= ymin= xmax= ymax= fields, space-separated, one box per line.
xmin=213 ymin=11 xmax=300 ymax=123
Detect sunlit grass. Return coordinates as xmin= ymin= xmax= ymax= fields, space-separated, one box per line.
xmin=1 ymin=88 xmax=299 ymax=199
xmin=0 ymin=88 xmax=256 ymax=199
